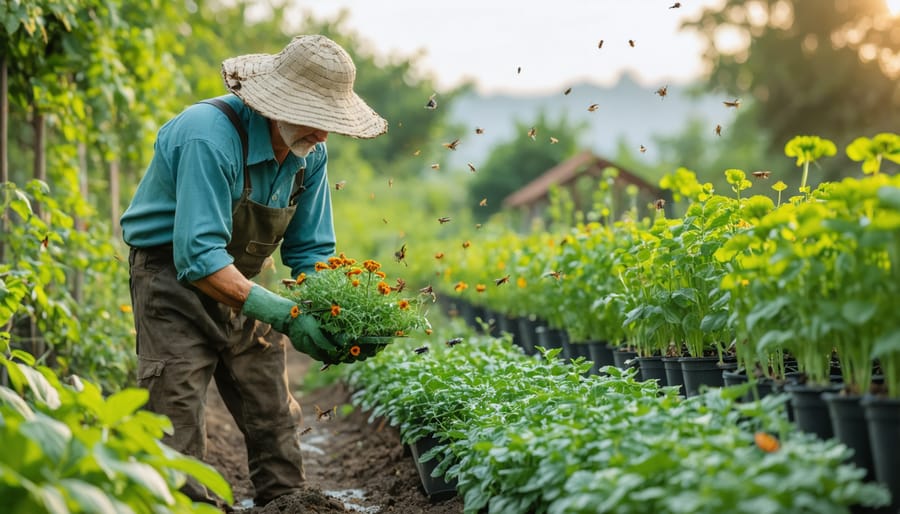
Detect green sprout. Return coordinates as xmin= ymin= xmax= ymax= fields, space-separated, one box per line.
xmin=772 ymin=180 xmax=788 ymax=207
xmin=784 ymin=135 xmax=837 ymax=192
xmin=724 ymin=168 xmax=752 ymax=201
xmin=846 ymin=132 xmax=900 ymax=175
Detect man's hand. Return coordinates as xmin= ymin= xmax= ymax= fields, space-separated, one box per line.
xmin=241 ymin=284 xmax=340 ymax=361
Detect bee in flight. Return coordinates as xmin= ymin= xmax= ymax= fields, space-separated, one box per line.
xmin=394 ymin=243 xmax=407 ymax=265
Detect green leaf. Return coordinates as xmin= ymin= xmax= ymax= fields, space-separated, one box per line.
xmin=58 ymin=479 xmax=120 ymax=514
xmin=21 ymin=414 xmax=72 ymax=463
xmin=841 ymin=300 xmax=877 ymax=325
xmin=19 ymin=364 xmax=61 ymax=409
xmin=0 ymin=386 xmax=34 ymax=420
xmin=872 ymin=329 xmax=900 ymax=359
xmin=100 ymin=388 xmax=149 ymax=426
xmin=153 ymin=455 xmax=233 ymax=504
xmin=36 ymin=484 xmax=68 ymax=514
xmin=94 ymin=446 xmax=175 ymax=505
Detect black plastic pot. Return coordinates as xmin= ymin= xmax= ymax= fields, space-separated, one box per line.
xmin=680 ymin=357 xmax=736 ymax=397
xmin=862 ymin=395 xmax=900 ymax=512
xmin=663 ymin=357 xmax=686 ymax=396
xmin=409 ymin=435 xmax=457 ymax=501
xmin=587 ymin=341 xmax=615 ymax=375
xmin=785 ymin=382 xmax=842 ymax=439
xmin=613 ymin=348 xmax=640 ymax=379
xmin=823 ymin=392 xmax=875 ymax=481
xmin=515 ymin=316 xmax=537 ymax=355
xmin=637 ymin=356 xmax=667 ymax=386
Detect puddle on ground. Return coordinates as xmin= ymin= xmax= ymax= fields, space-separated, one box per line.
xmin=301 ymin=434 xmax=328 ymax=455
xmin=324 ymin=488 xmax=381 ymax=513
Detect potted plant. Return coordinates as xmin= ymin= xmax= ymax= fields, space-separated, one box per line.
xmin=279 ymin=254 xmax=431 ymax=365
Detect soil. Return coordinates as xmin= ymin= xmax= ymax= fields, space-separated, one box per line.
xmin=203 ymin=349 xmax=464 ymax=514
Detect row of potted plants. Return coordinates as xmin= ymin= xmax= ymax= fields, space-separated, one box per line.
xmin=346 ymin=327 xmax=890 ymax=513
xmin=404 ymin=133 xmax=900 ymax=501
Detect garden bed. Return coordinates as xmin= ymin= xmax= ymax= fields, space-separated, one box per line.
xmin=204 ymin=350 xmax=462 ymax=513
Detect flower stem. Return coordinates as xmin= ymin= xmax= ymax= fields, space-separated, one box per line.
xmin=800 ymin=161 xmax=809 ymax=190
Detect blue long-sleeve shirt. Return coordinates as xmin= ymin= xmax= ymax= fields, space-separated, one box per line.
xmin=121 ymin=94 xmax=336 ymax=282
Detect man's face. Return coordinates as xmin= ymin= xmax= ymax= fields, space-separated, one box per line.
xmin=277 ymin=121 xmax=329 ymax=158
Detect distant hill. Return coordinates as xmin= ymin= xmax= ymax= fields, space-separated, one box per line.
xmin=446 ymin=72 xmax=727 ymax=166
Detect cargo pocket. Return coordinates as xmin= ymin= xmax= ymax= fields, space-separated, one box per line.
xmin=244 ymin=240 xmax=280 ymax=257
xmin=137 ymin=357 xmax=166 ymax=389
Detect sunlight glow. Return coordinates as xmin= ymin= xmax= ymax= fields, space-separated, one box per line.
xmin=887 ymin=0 xmax=900 ymax=15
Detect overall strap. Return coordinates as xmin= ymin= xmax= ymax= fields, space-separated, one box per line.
xmin=199 ymin=98 xmax=250 ymax=192
xmin=289 ymin=167 xmax=306 ymax=205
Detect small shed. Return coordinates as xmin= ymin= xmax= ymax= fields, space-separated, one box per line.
xmin=502 ymin=150 xmax=660 ymax=225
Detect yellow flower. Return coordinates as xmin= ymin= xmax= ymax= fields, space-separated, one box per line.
xmin=351 ymin=279 xmax=360 ymax=287
xmin=517 ymin=277 xmax=527 ymax=288
xmin=119 ymin=304 xmax=133 ymax=313
xmin=363 ymin=259 xmax=381 ymax=272
xmin=314 ymin=262 xmax=329 ymax=272
xmin=398 ymin=299 xmax=410 ymax=310
xmin=375 ymin=270 xmax=386 ymax=279
xmin=295 ymin=272 xmax=307 ymax=285
xmin=475 ymin=284 xmax=486 ymax=293
xmin=455 ymin=281 xmax=468 ymax=292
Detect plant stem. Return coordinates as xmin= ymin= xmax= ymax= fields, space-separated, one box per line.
xmin=800 ymin=161 xmax=810 ymax=190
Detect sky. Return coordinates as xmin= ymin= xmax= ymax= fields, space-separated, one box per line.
xmin=279 ymin=0 xmax=732 ymax=96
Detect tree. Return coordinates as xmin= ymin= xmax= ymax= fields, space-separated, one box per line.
xmin=683 ymin=0 xmax=900 ymax=179
xmin=468 ymin=110 xmax=586 ymax=221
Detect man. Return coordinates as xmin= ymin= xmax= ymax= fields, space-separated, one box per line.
xmin=121 ymin=35 xmax=387 ymax=508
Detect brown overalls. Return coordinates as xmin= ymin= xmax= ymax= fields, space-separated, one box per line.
xmin=128 ymin=100 xmax=307 ymax=507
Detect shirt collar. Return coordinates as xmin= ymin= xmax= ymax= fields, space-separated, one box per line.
xmin=246 ymin=109 xmax=319 ymax=169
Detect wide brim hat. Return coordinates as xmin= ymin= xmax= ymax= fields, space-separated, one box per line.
xmin=222 ymin=35 xmax=387 ymax=139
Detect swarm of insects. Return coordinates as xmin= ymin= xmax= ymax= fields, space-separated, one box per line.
xmin=443 ymin=138 xmax=460 ymax=150
xmin=414 ymin=345 xmax=429 ymax=354
xmin=598 ymin=39 xmax=604 ymax=49
xmin=669 ymin=2 xmax=681 ymax=8
xmin=640 ymin=145 xmax=647 ymax=153
xmin=438 ymin=216 xmax=452 ymax=224
xmin=527 ymin=127 xmax=537 ymax=140
xmin=587 ymin=104 xmax=599 ymax=112
xmin=752 ymin=170 xmax=772 ymax=179
xmin=564 ymin=87 xmax=572 ymax=95
xmin=549 ymin=136 xmax=559 ymax=144
xmin=656 ymin=85 xmax=668 ymax=98
xmin=628 ymin=39 xmax=636 ymax=47
xmin=425 ymin=93 xmax=437 ymax=110
xmin=475 ymin=127 xmax=485 ymax=134
xmin=723 ymin=98 xmax=741 ymax=108
xmin=479 ymin=198 xmax=488 ymax=206
xmin=334 ymin=180 xmax=346 ymax=190
xmin=468 ymin=163 xmax=477 ymax=173
xmin=430 ymin=163 xmax=440 ymax=170
xmin=495 ymin=275 xmax=511 ymax=286
xmin=445 ymin=337 xmax=463 ymax=347
xmin=715 ymin=124 xmax=723 ymax=136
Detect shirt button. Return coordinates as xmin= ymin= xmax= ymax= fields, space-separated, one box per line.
xmin=271 ymin=194 xmax=278 ymax=201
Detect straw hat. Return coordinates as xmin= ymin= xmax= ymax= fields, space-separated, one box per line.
xmin=222 ymin=35 xmax=387 ymax=139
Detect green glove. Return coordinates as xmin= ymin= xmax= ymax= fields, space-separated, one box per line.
xmin=241 ymin=284 xmax=340 ymax=362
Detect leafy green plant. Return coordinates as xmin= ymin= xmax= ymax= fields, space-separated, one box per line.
xmin=0 ymin=348 xmax=231 ymax=514
xmin=845 ymin=132 xmax=900 ymax=175
xmin=348 ymin=327 xmax=889 ymax=514
xmin=784 ymin=135 xmax=837 ymax=192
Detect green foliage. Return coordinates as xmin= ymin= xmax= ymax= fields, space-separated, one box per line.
xmin=784 ymin=135 xmax=837 ymax=191
xmin=348 ymin=329 xmax=889 ymax=514
xmin=0 ymin=353 xmax=231 ymax=513
xmin=846 ymin=132 xmax=900 ymax=175
xmin=0 ymin=181 xmax=135 ymax=392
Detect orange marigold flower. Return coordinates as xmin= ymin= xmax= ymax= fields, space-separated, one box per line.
xmin=754 ymin=432 xmax=780 ymax=453
xmin=476 ymin=284 xmax=486 ymax=293
xmin=347 ymin=268 xmax=363 ymax=276
xmin=377 ymin=281 xmax=392 ymax=295
xmin=327 ymin=256 xmax=343 ymax=268
xmin=119 ymin=304 xmax=133 ymax=313
xmin=454 ymin=281 xmax=468 ymax=292
xmin=395 ymin=330 xmax=405 ymax=336
xmin=398 ymin=299 xmax=410 ymax=310
xmin=295 ymin=272 xmax=307 ymax=285
xmin=375 ymin=270 xmax=386 ymax=279
xmin=351 ymin=279 xmax=360 ymax=287
xmin=314 ymin=262 xmax=329 ymax=272
xmin=425 ymin=329 xmax=433 ymax=335
xmin=363 ymin=259 xmax=381 ymax=272
xmin=330 ymin=304 xmax=341 ymax=316
xmin=517 ymin=277 xmax=527 ymax=288
xmin=434 ymin=252 xmax=445 ymax=259
xmin=462 ymin=240 xmax=471 ymax=249
xmin=349 ymin=345 xmax=361 ymax=357
xmin=290 ymin=306 xmax=301 ymax=318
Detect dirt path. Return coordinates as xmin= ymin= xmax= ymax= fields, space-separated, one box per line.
xmin=203 ymin=349 xmax=464 ymax=513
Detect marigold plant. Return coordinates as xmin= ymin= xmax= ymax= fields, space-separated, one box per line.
xmin=279 ymin=253 xmax=431 ymax=341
